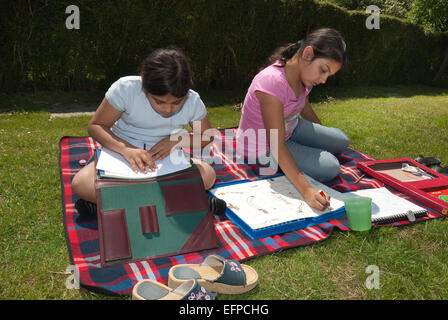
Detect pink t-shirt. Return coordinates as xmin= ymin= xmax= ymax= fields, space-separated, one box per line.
xmin=236 ymin=63 xmax=312 ymax=159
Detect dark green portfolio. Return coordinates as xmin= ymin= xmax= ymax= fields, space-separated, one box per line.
xmin=95 ymin=156 xmax=219 ymax=267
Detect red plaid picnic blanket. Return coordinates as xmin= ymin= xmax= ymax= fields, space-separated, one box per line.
xmin=59 ymin=129 xmax=442 ymax=296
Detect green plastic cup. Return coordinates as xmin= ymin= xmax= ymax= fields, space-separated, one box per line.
xmin=344 ymin=196 xmax=372 ymax=231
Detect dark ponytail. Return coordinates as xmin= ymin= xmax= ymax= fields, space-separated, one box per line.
xmin=262 ymin=28 xmax=347 ymax=70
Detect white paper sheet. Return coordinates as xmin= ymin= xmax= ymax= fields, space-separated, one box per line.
xmin=96 ymin=146 xmax=191 ymax=179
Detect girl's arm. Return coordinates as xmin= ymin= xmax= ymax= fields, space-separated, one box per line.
xmin=256 ymin=91 xmax=329 ymax=211
xmin=88 ymin=97 xmax=157 ymax=173
xmin=148 ymin=115 xmax=214 ymax=161
xmin=300 ymin=97 xmax=322 ymax=125
xmin=187 ymin=115 xmax=215 ymax=149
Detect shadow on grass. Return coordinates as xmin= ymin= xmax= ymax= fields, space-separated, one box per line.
xmin=0 ymin=89 xmax=245 ymax=113
xmin=0 ymin=91 xmax=104 ymax=113
xmin=0 ymin=84 xmax=447 ymax=113
xmin=309 ymin=84 xmax=448 ymax=103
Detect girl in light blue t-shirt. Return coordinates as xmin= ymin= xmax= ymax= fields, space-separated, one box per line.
xmin=72 ymin=48 xmax=225 ymax=216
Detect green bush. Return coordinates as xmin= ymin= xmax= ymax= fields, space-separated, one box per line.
xmin=1 ymin=0 xmax=447 ymax=92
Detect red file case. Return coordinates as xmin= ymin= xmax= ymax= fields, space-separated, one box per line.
xmin=357 ymin=158 xmax=448 ymax=216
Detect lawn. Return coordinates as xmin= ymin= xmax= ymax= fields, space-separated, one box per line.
xmin=0 ymin=84 xmax=447 ymax=300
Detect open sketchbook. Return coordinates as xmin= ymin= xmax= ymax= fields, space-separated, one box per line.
xmin=345 ymin=187 xmax=428 ymax=223
xmin=96 ymin=146 xmax=191 ymax=179
xmin=210 ymin=174 xmax=351 ymax=238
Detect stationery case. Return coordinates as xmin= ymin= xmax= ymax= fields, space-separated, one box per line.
xmin=94 ymin=154 xmax=219 ymax=267
xmin=357 ymin=158 xmax=448 ymax=216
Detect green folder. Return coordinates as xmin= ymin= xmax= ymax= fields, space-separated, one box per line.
xmin=95 ymin=156 xmax=218 ymax=267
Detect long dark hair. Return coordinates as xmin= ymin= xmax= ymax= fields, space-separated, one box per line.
xmin=139 ymin=47 xmax=193 ymax=98
xmin=263 ymin=28 xmax=347 ymax=69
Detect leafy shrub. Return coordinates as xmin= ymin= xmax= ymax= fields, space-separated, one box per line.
xmin=1 ymin=0 xmax=446 ymax=92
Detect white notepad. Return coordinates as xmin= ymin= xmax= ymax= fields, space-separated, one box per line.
xmin=96 ymin=146 xmax=191 ymax=179
xmin=345 ymin=187 xmax=428 ymax=223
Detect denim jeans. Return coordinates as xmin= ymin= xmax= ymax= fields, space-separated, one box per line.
xmin=258 ymin=119 xmax=350 ymax=182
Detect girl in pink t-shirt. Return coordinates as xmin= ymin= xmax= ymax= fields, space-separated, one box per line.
xmin=236 ymin=28 xmax=349 ymax=211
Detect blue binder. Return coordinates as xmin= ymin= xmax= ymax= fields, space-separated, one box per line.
xmin=209 ymin=177 xmax=347 ymax=239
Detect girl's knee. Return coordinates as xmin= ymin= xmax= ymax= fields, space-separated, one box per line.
xmin=71 ymin=171 xmax=83 ymax=195
xmin=316 ymin=152 xmax=341 ymax=182
xmin=329 ymin=129 xmax=350 ymax=153
xmin=71 ymin=162 xmax=96 ymax=202
xmin=193 ymin=159 xmax=216 ymax=190
xmin=202 ymin=164 xmax=216 ymax=190
xmin=339 ymin=130 xmax=350 ymax=149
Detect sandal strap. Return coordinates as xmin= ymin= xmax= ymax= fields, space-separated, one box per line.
xmin=202 ymin=255 xmax=246 ymax=286
xmin=178 ymin=279 xmax=215 ymax=300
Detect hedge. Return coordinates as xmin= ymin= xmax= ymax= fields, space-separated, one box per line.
xmin=1 ymin=0 xmax=447 ymax=92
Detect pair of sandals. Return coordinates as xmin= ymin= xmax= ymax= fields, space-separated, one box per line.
xmin=132 ymin=255 xmax=259 ymax=300
xmin=414 ymin=155 xmax=448 ymax=176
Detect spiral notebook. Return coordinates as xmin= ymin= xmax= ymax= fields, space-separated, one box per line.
xmin=346 ymin=187 xmax=428 ymax=223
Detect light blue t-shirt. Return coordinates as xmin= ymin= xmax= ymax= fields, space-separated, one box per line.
xmin=105 ymin=76 xmax=207 ymax=147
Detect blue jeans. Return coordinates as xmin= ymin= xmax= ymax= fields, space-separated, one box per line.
xmin=259 ymin=119 xmax=350 ymax=182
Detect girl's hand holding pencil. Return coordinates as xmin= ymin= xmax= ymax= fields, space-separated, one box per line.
xmin=122 ymin=146 xmax=158 ymax=174
xmin=303 ymin=187 xmax=331 ymax=211
xmin=148 ymin=136 xmax=182 ymax=161
xmin=318 ymin=190 xmax=332 ymax=210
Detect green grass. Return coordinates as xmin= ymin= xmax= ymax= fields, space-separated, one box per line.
xmin=0 ymin=85 xmax=447 ymax=300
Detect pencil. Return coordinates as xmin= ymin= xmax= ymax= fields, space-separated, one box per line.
xmin=355 ymin=173 xmax=366 ymax=184
xmin=318 ymin=190 xmax=327 ymax=199
xmin=318 ymin=190 xmax=332 ymax=210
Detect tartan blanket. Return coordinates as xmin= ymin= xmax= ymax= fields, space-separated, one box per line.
xmin=59 ymin=129 xmax=442 ymax=296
